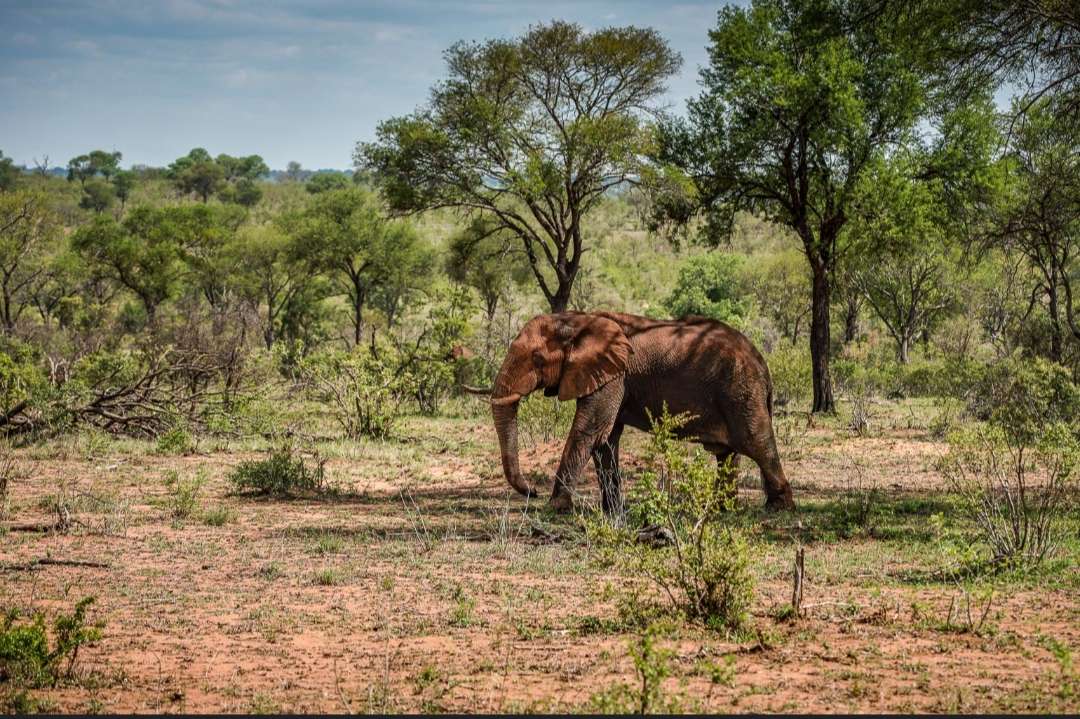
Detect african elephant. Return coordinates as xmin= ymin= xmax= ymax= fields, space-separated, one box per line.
xmin=491 ymin=311 xmax=795 ymax=514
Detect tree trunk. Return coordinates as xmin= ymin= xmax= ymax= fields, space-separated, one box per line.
xmin=549 ymin=277 xmax=573 ymax=313
xmin=899 ymin=335 xmax=910 ymax=364
xmin=843 ymin=294 xmax=859 ymax=345
xmin=1048 ymin=281 xmax=1063 ymax=362
xmin=810 ymin=260 xmax=835 ymax=414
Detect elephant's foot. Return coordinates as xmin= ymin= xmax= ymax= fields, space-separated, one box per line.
xmin=549 ymin=491 xmax=574 ymax=513
xmin=764 ymin=490 xmax=796 ymax=511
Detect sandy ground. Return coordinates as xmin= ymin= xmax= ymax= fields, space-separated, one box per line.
xmin=2 ymin=414 xmax=1078 ymax=713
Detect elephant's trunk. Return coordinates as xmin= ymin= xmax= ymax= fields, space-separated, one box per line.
xmin=492 ymin=397 xmax=537 ymax=498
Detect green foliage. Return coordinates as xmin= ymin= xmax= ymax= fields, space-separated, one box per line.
xmin=405 ymin=284 xmax=476 ymax=415
xmin=168 ymin=149 xmax=268 ymax=204
xmin=0 ymin=337 xmax=48 ymax=424
xmin=305 ymin=173 xmax=351 ymax=194
xmin=359 ymin=20 xmax=681 ymax=310
xmin=589 ymin=407 xmax=754 ymax=632
xmin=163 ymin=469 xmax=205 ymax=519
xmin=587 ymin=624 xmax=692 ymax=714
xmin=298 ymin=345 xmax=412 ymax=439
xmin=940 ymin=359 xmax=1080 ymax=566
xmin=155 ymin=423 xmax=194 ymax=455
xmin=0 ymin=597 xmax=103 ymax=691
xmin=0 ymin=150 xmax=18 ymax=192
xmin=78 ymin=178 xmax=115 ymax=214
xmin=663 ymin=252 xmax=748 ymax=324
xmin=228 ymin=443 xmax=333 ymax=497
xmin=446 ymin=217 xmax=528 ymax=321
xmin=291 ymin=186 xmax=432 ymax=340
xmin=516 ymin=393 xmax=574 ymax=446
xmin=764 ymin=344 xmax=812 ymax=409
xmin=968 ymin=357 xmax=1080 ymax=443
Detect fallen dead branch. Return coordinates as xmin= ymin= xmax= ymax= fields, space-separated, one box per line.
xmin=0 ymin=557 xmax=111 ymax=572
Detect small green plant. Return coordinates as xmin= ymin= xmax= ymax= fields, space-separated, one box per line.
xmin=201 ymin=504 xmax=237 ymax=526
xmin=228 ymin=443 xmax=333 ymax=497
xmin=164 ymin=470 xmax=205 ymax=520
xmin=448 ymin=595 xmax=477 ymax=628
xmin=696 ymin=654 xmax=737 ymax=687
xmin=587 ymin=624 xmax=688 ymax=714
xmin=1039 ymin=636 xmax=1078 ymax=700
xmin=312 ymin=533 xmax=345 ymax=555
xmin=0 ymin=596 xmax=103 ymax=704
xmin=589 ymin=406 xmax=754 ymax=632
xmin=155 ymin=423 xmax=194 ymax=455
xmin=313 ymin=568 xmax=341 ymax=586
xmin=258 ymin=562 xmax=284 ymax=581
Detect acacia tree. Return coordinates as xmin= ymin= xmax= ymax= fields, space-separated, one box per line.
xmin=849 ymin=157 xmax=959 ymax=362
xmin=654 ymin=0 xmax=930 ymax=412
xmin=0 ymin=191 xmax=59 ymax=332
xmin=925 ymin=0 xmax=1080 ymax=119
xmin=291 ymin=187 xmax=428 ymax=346
xmin=988 ymin=99 xmax=1080 ymax=361
xmin=358 ymin=21 xmax=681 ymax=312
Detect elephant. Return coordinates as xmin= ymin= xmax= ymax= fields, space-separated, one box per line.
xmin=490 ymin=311 xmax=795 ymax=514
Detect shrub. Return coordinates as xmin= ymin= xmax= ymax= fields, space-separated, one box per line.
xmin=0 ymin=597 xmax=103 ymax=691
xmin=164 ymin=469 xmax=205 ymax=519
xmin=586 ymin=624 xmax=691 ymax=714
xmin=155 ymin=423 xmax=194 ymax=455
xmin=939 ymin=422 xmax=1077 ymax=566
xmin=967 ymin=357 xmax=1080 ymax=441
xmin=663 ymin=252 xmax=749 ymax=325
xmin=765 ymin=344 xmax=812 ymax=410
xmin=201 ymin=504 xmax=237 ymax=526
xmin=228 ymin=444 xmax=333 ymax=497
xmin=517 ymin=393 xmax=574 ymax=446
xmin=590 ymin=407 xmax=754 ymax=632
xmin=298 ymin=346 xmax=411 ymax=440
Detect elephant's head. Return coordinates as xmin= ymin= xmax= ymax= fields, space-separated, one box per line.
xmin=490 ymin=312 xmax=632 ymax=498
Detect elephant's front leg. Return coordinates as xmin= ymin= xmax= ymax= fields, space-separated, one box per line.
xmin=550 ymin=380 xmax=624 ymax=512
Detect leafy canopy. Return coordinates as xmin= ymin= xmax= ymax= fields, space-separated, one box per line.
xmin=357 ymin=20 xmax=681 ymax=310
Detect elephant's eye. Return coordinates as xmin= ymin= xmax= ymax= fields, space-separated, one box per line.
xmin=532 ymin=350 xmax=546 ymax=367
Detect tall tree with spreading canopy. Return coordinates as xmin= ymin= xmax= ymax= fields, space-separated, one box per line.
xmin=987 ymin=98 xmax=1080 ymax=361
xmin=0 ymin=191 xmax=59 ymax=332
xmin=290 ymin=187 xmax=429 ymax=346
xmin=654 ymin=0 xmax=930 ymax=412
xmin=357 ymin=20 xmax=681 ymax=312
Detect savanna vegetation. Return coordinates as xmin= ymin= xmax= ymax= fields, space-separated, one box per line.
xmin=1 ymin=0 xmax=1078 ymax=713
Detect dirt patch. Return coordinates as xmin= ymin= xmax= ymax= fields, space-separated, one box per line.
xmin=2 ymin=419 xmax=1077 ymax=712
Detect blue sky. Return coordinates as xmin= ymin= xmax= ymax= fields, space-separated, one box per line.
xmin=1 ymin=1 xmax=728 ymax=170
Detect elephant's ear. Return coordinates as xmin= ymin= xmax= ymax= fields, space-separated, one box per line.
xmin=558 ymin=316 xmax=632 ymax=401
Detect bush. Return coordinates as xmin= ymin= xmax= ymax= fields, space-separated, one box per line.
xmin=589 ymin=408 xmax=754 ymax=632
xmin=298 ymin=346 xmax=411 ymax=440
xmin=663 ymin=252 xmax=749 ymax=325
xmin=939 ymin=423 xmax=1077 ymax=566
xmin=156 ymin=423 xmax=194 ymax=455
xmin=764 ymin=344 xmax=812 ymax=410
xmin=517 ymin=393 xmax=574 ymax=446
xmin=228 ymin=444 xmax=333 ymax=497
xmin=0 ymin=597 xmax=103 ymax=693
xmin=164 ymin=469 xmax=205 ymax=519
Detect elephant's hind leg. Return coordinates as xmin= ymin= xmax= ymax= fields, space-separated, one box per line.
xmin=593 ymin=422 xmax=625 ymax=516
xmin=743 ymin=436 xmax=794 ymax=510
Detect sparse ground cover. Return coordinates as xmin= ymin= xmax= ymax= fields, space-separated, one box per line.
xmin=2 ymin=397 xmax=1077 ymax=713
